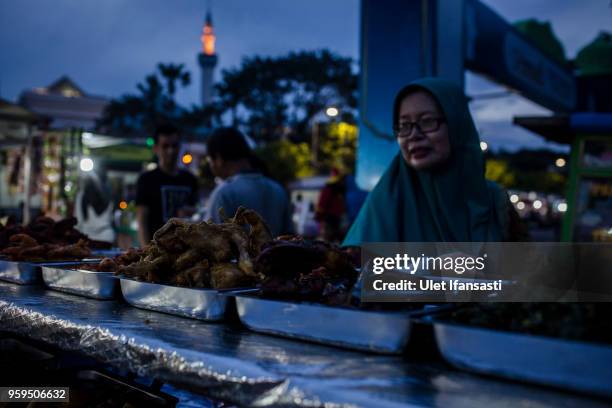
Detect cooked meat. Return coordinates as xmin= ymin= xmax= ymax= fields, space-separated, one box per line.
xmin=210 ymin=263 xmax=253 ymax=289
xmin=255 ymin=237 xmax=358 ymax=303
xmin=117 ymin=207 xmax=273 ymax=289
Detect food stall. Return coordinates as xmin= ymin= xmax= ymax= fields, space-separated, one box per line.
xmin=1 ymin=211 xmax=611 ymax=407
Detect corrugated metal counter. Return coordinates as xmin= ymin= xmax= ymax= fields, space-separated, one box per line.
xmin=0 ymin=282 xmax=606 ymax=408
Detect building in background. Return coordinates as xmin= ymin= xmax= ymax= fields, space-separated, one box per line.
xmin=15 ymin=76 xmax=110 ymax=219
xmin=19 ymin=76 xmax=108 ymax=130
xmin=0 ymin=99 xmax=40 ymax=221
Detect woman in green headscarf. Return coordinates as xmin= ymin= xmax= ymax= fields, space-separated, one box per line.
xmin=343 ymin=77 xmax=525 ymax=244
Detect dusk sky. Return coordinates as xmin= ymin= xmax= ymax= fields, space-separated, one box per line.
xmin=1 ymin=0 xmax=610 ymax=151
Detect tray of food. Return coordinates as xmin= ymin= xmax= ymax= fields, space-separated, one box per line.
xmin=433 ymin=303 xmax=612 ymax=398
xmin=235 ymin=236 xmax=442 ymax=353
xmin=0 ymin=216 xmax=112 ymax=285
xmin=0 ymin=259 xmax=43 ymax=284
xmin=236 ymin=295 xmax=438 ymax=354
xmin=41 ymin=263 xmax=118 ymax=300
xmin=119 ymin=278 xmax=231 ymax=321
xmin=115 ymin=207 xmax=271 ymax=320
xmin=0 ymin=215 xmax=111 ymax=257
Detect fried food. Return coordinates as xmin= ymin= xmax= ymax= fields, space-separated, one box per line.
xmin=47 ymin=239 xmax=91 ymax=260
xmin=181 ymin=222 xmax=234 ymax=262
xmin=116 ymin=207 xmax=272 ymax=289
xmin=0 ymin=215 xmax=112 ymax=260
xmin=210 ymin=263 xmax=253 ymax=289
xmin=1 ymin=235 xmax=91 ymax=262
xmin=173 ymin=259 xmax=210 ymax=288
xmin=98 ymin=258 xmax=118 ymax=272
xmin=232 ymin=207 xmax=273 ymax=256
xmin=255 ymin=236 xmax=358 ymax=303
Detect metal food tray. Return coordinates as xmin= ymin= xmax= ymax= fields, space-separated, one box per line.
xmin=41 ymin=263 xmax=118 ymax=300
xmin=236 ymin=295 xmax=438 ymax=354
xmin=434 ymin=322 xmax=612 ymax=398
xmin=119 ymin=278 xmax=229 ymax=321
xmin=0 ymin=260 xmax=42 ymax=284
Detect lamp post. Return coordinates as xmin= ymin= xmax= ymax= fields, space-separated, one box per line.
xmin=312 ymin=106 xmax=340 ymax=170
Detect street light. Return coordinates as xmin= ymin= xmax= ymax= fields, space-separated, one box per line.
xmin=313 ymin=106 xmax=340 ymax=169
xmin=325 ymin=106 xmax=339 ymax=118
xmin=480 ymin=141 xmax=488 ymax=152
xmin=533 ymin=199 xmax=543 ymax=210
xmin=182 ymin=153 xmax=193 ymax=165
xmin=80 ymin=157 xmax=94 ymax=172
xmin=555 ymin=158 xmax=566 ymax=168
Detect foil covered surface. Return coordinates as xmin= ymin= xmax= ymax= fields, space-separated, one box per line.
xmin=0 ymin=282 xmax=607 ymax=408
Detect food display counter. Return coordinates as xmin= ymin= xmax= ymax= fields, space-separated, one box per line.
xmin=0 ymin=281 xmax=607 ymax=408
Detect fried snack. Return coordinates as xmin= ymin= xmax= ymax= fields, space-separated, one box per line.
xmin=117 ymin=207 xmax=272 ymax=289
xmin=255 ymin=236 xmax=357 ymax=303
xmin=115 ymin=248 xmax=143 ymax=265
xmin=17 ymin=244 xmax=55 ymax=262
xmin=99 ymin=258 xmax=118 ymax=272
xmin=210 ymin=263 xmax=253 ymax=289
xmin=173 ymin=259 xmax=210 ymax=288
xmin=181 ymin=222 xmax=234 ymax=262
xmin=0 ymin=216 xmax=112 ymax=255
xmin=9 ymin=234 xmax=39 ymax=248
xmin=232 ymin=207 xmax=273 ymax=256
xmin=47 ymin=239 xmax=91 ymax=260
xmin=174 ymin=248 xmax=205 ymax=271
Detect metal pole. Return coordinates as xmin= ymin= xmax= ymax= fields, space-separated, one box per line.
xmin=312 ymin=122 xmax=319 ymax=169
xmin=23 ymin=125 xmax=33 ymax=224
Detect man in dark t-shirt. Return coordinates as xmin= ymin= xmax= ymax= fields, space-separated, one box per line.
xmin=135 ymin=124 xmax=198 ymax=246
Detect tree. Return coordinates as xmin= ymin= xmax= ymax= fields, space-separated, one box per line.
xmin=98 ymin=63 xmax=210 ymax=137
xmin=485 ymin=159 xmax=516 ymax=188
xmin=318 ymin=121 xmax=358 ymax=173
xmin=216 ymin=50 xmax=358 ymax=142
xmin=485 ymin=149 xmax=568 ymax=194
xmin=255 ymin=140 xmax=314 ymax=186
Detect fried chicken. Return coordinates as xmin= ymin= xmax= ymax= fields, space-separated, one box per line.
xmin=173 ymin=259 xmax=210 ymax=288
xmin=210 ymin=263 xmax=253 ymax=289
xmin=232 ymin=206 xmax=273 ymax=256
xmin=47 ymin=239 xmax=91 ymax=260
xmin=0 ymin=216 xmax=110 ymax=257
xmin=117 ymin=207 xmax=273 ymax=290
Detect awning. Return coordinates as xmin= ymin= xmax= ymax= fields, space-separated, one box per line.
xmin=513 ymin=112 xmax=612 ymax=144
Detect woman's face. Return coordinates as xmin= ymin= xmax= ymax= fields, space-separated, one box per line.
xmin=396 ymin=91 xmax=450 ymax=170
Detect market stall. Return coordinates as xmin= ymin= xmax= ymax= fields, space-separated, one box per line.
xmin=0 ymin=283 xmax=607 ymax=408
xmin=1 ymin=211 xmax=611 ymax=407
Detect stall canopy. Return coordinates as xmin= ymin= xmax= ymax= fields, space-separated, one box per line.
xmin=82 ymin=131 xmax=153 ymax=164
xmin=514 ymin=113 xmax=612 ymax=144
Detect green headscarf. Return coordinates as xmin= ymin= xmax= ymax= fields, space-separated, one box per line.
xmin=343 ymin=77 xmax=508 ymax=244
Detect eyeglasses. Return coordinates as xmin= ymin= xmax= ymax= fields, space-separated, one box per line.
xmin=394 ymin=117 xmax=445 ymax=138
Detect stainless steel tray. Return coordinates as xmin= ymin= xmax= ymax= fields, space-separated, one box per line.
xmin=41 ymin=264 xmax=118 ymax=300
xmin=434 ymin=322 xmax=612 ymax=398
xmin=119 ymin=278 xmax=229 ymax=321
xmin=0 ymin=260 xmax=42 ymax=284
xmin=235 ymin=296 xmax=435 ymax=354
